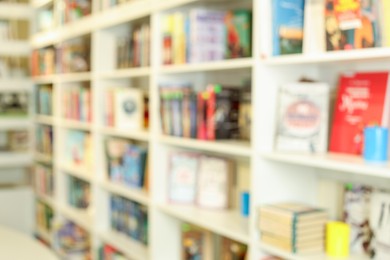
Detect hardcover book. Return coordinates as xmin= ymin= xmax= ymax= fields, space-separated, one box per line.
xmin=168 ymin=152 xmax=199 ymax=204
xmin=225 ymin=10 xmax=252 ymax=59
xmin=115 ymin=87 xmax=144 ymax=131
xmin=329 ymin=71 xmax=390 ymax=155
xmin=181 ymin=224 xmax=213 ymax=260
xmin=370 ymin=190 xmax=390 ymax=259
xmin=275 ymin=82 xmax=330 ymax=153
xmin=272 ymin=0 xmax=305 ymax=56
xmin=196 ymin=156 xmax=234 ymax=209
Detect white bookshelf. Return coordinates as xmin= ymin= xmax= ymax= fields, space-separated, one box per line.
xmin=29 ymin=0 xmax=390 ymax=259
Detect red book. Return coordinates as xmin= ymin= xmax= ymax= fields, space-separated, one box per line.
xmin=206 ymin=85 xmax=216 ymax=140
xmin=329 ymin=71 xmax=390 ymax=155
xmin=197 ymin=92 xmax=207 ymax=140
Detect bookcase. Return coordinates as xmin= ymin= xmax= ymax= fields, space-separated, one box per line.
xmin=30 ymin=0 xmax=390 ymax=259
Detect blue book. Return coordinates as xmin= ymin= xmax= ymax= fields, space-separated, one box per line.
xmin=123 ymin=145 xmax=147 ymax=188
xmin=272 ymin=0 xmax=305 ymax=56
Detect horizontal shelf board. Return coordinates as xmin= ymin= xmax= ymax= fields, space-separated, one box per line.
xmin=59 ymin=119 xmax=92 ymax=130
xmin=0 ymin=3 xmax=32 ymax=19
xmin=261 ymin=152 xmax=390 ymax=179
xmin=34 ymin=152 xmax=53 ymax=164
xmin=158 ymin=135 xmax=251 ymax=157
xmin=258 ymin=243 xmax=368 ymax=260
xmin=158 ymin=204 xmax=249 ymax=244
xmin=36 ymin=192 xmax=55 ymax=208
xmin=97 ymin=0 xmax=151 ymax=29
xmin=153 ymin=0 xmax=198 ymax=11
xmin=35 ymin=227 xmax=52 ymax=245
xmin=98 ymin=230 xmax=149 ymax=260
xmin=32 ymin=75 xmax=57 ymax=84
xmin=0 ymin=118 xmax=32 ymax=129
xmin=59 ymin=164 xmax=93 ymax=182
xmin=30 ymin=30 xmax=60 ymax=48
xmin=58 ymin=72 xmax=91 ymax=82
xmin=36 ymin=115 xmax=54 ymax=125
xmin=0 ymin=152 xmax=32 ymax=168
xmin=58 ymin=204 xmax=93 ymax=232
xmin=0 ymin=40 xmax=30 ymax=56
xmin=159 ymin=58 xmax=253 ymax=74
xmin=99 ymin=180 xmax=149 ymax=205
xmin=0 ymin=79 xmax=32 ymax=91
xmin=32 ymin=0 xmax=53 ymax=8
xmin=100 ymin=127 xmax=150 ymax=141
xmin=263 ymin=48 xmax=390 ymax=65
xmin=99 ymin=67 xmax=150 ymax=79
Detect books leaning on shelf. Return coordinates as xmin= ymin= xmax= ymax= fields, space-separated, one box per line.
xmin=162 ymin=9 xmax=252 ymax=65
xmin=35 ymin=163 xmax=54 ymax=196
xmin=36 ymin=200 xmax=54 ymax=235
xmin=104 ymin=87 xmax=148 ymax=131
xmin=110 ymin=194 xmax=148 ymax=245
xmin=275 ymin=82 xmax=330 ymax=153
xmin=116 ymin=22 xmax=150 ymax=69
xmin=36 ymin=124 xmax=53 ymax=156
xmin=0 ymin=91 xmax=28 ymax=117
xmin=258 ymin=202 xmax=328 ymax=254
xmin=60 ymin=36 xmax=91 ymax=73
xmin=329 ymin=71 xmax=390 ymax=155
xmin=32 ymin=46 xmax=56 ymax=76
xmin=68 ymin=175 xmax=90 ymax=210
xmin=62 ymin=83 xmax=92 ymax=122
xmin=168 ymin=151 xmax=234 ymax=209
xmin=160 ymin=83 xmax=251 ymax=141
xmin=65 ymin=130 xmax=92 ymax=168
xmin=105 ymin=137 xmax=148 ymax=190
xmin=37 ymin=85 xmax=53 ymax=116
xmin=52 ymin=219 xmax=91 ymax=259
xmin=0 ymin=130 xmax=28 ymax=152
xmin=98 ymin=244 xmax=127 ymax=260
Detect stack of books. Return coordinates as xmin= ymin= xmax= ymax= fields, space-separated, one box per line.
xmin=258 ymin=202 xmax=327 ymax=254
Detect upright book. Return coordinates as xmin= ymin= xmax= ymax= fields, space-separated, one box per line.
xmin=329 ymin=71 xmax=390 ymax=155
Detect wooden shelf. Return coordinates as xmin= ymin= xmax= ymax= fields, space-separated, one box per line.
xmin=100 ymin=127 xmax=150 ymax=141
xmin=0 ymin=3 xmax=32 ymax=20
xmin=263 ymin=48 xmax=390 ymax=65
xmin=98 ymin=230 xmax=149 ymax=260
xmin=99 ymin=180 xmax=149 ymax=206
xmin=36 ymin=192 xmax=55 ymax=208
xmin=36 ymin=115 xmax=55 ymax=125
xmin=0 ymin=152 xmax=32 ymax=168
xmin=159 ymin=58 xmax=253 ymax=74
xmin=59 ymin=119 xmax=92 ymax=131
xmin=0 ymin=118 xmax=31 ymax=129
xmin=60 ymin=164 xmax=93 ymax=182
xmin=58 ymin=205 xmax=93 ymax=232
xmin=0 ymin=40 xmax=30 ymax=56
xmin=261 ymin=152 xmax=390 ymax=180
xmin=99 ymin=67 xmax=150 ymax=79
xmin=158 ymin=204 xmax=249 ymax=244
xmin=0 ymin=79 xmax=32 ymax=92
xmin=34 ymin=152 xmax=53 ymax=164
xmin=159 ymin=135 xmax=251 ymax=157
xmin=32 ymin=0 xmax=53 ymax=8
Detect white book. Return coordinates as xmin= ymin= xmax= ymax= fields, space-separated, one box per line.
xmin=275 ymin=82 xmax=330 ymax=153
xmin=303 ymin=0 xmax=325 ymax=54
xmin=114 ymin=87 xmax=144 ymax=130
xmin=196 ymin=156 xmax=233 ymax=209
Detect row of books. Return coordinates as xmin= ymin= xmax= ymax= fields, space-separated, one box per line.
xmin=0 ymin=56 xmax=29 ymax=79
xmin=168 ymin=151 xmax=234 ymax=209
xmin=62 ymin=84 xmax=92 ymax=122
xmin=36 ymin=124 xmax=53 ymax=156
xmin=58 ymin=0 xmax=92 ymax=25
xmin=65 ymin=130 xmax=92 ymax=168
xmin=0 ymin=92 xmax=28 ymax=117
xmin=98 ymin=244 xmax=127 ymax=260
xmin=52 ymin=220 xmax=91 ymax=259
xmin=35 ymin=163 xmax=54 ymax=196
xmin=104 ymin=87 xmax=148 ymax=130
xmin=116 ymin=23 xmax=150 ymax=69
xmin=160 ymin=83 xmax=251 ymax=141
xmin=181 ymin=223 xmax=248 ymax=260
xmin=31 ymin=36 xmax=90 ymax=76
xmin=105 ymin=137 xmax=148 ymax=189
xmin=110 ymin=195 xmax=148 ymax=245
xmin=0 ymin=130 xmax=28 ymax=152
xmin=258 ymin=202 xmax=328 ymax=254
xmin=36 ymin=200 xmax=54 ymax=235
xmin=37 ymin=85 xmax=53 ymax=116
xmin=275 ymin=71 xmax=390 ymax=155
xmin=273 ymin=0 xmax=390 ymax=56
xmin=0 ymin=20 xmax=28 ymax=41
xmin=68 ymin=175 xmax=90 ymax=210
xmin=162 ymin=9 xmax=251 ymax=65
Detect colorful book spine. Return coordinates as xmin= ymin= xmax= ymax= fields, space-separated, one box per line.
xmin=35 ymin=164 xmax=54 ymax=196
xmin=63 ymin=84 xmax=92 ymax=122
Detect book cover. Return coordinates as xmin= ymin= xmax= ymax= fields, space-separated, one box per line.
xmin=220 ymin=237 xmax=248 ymax=260
xmin=275 ymin=82 xmax=330 ymax=153
xmin=115 ymin=87 xmax=144 ymax=131
xmin=225 ymin=10 xmax=252 ymax=59
xmin=344 ymin=184 xmax=373 ymax=255
xmin=370 ymin=190 xmax=390 ymax=259
xmin=329 ymin=71 xmax=390 ymax=155
xmin=168 ymin=152 xmax=199 ymax=204
xmin=196 ymin=156 xmax=233 ymax=209
xmin=123 ymin=144 xmax=147 ymax=188
xmin=272 ymin=0 xmax=305 ymax=56
xmin=181 ymin=224 xmax=213 ymax=260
